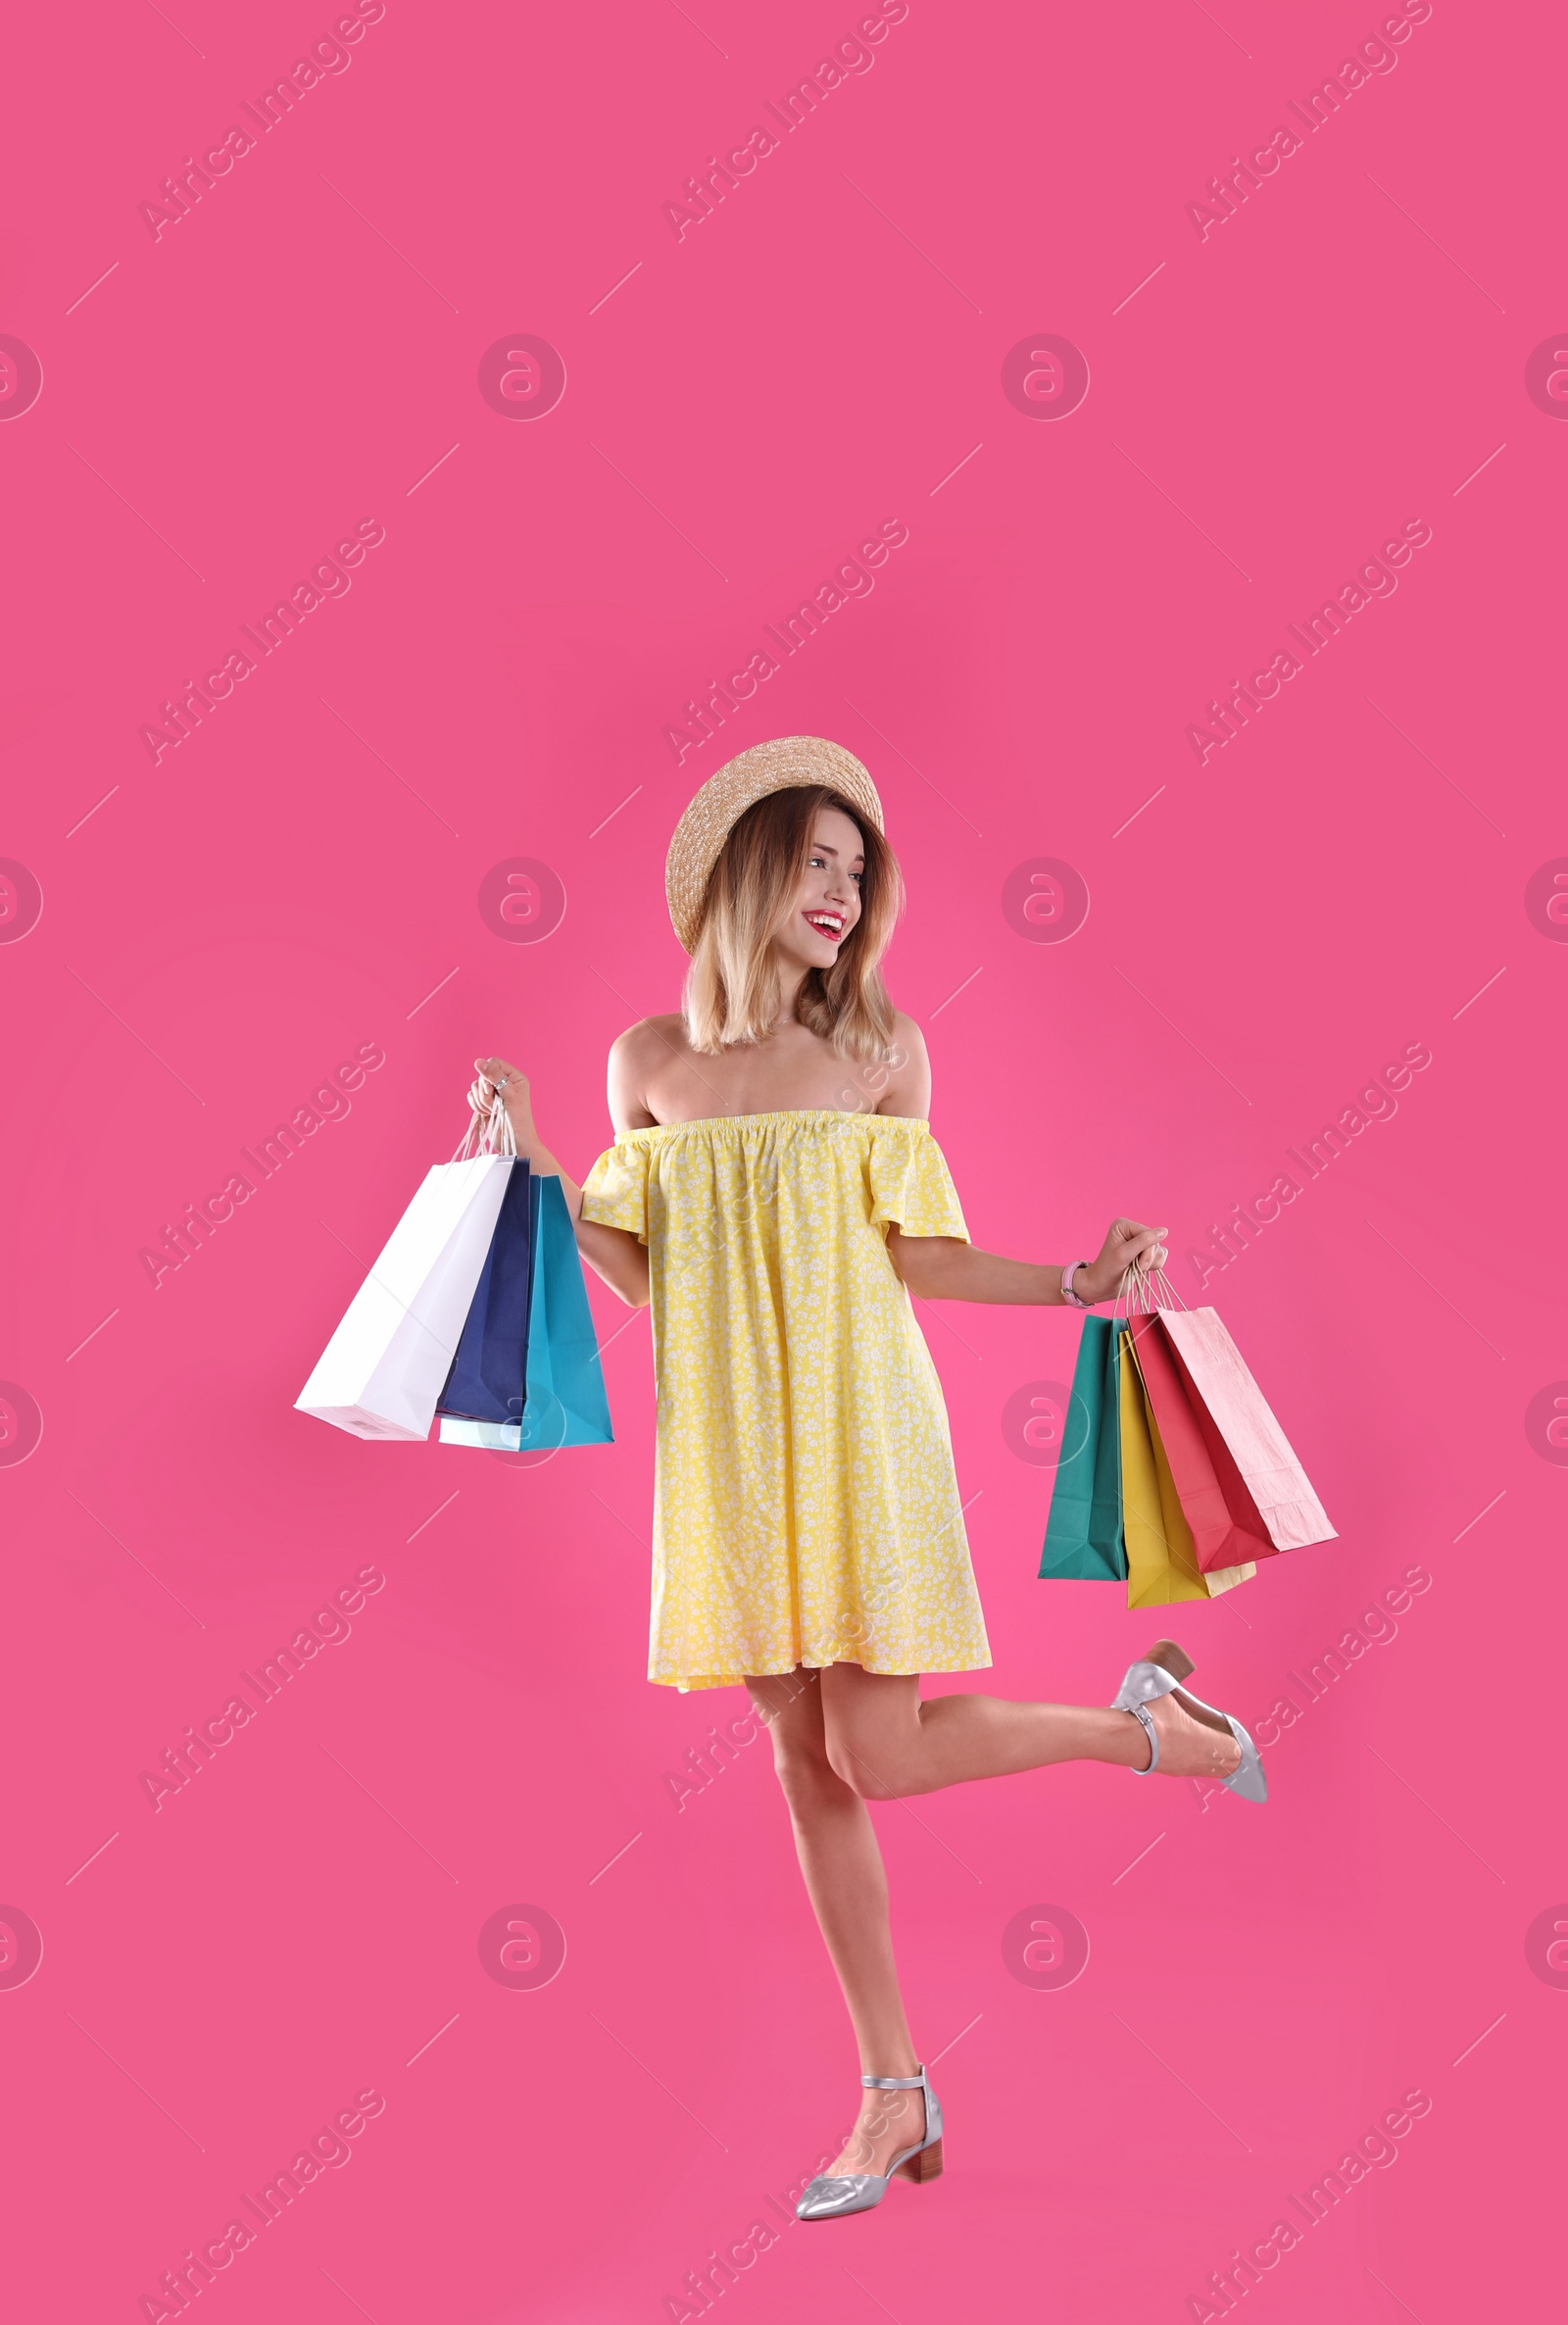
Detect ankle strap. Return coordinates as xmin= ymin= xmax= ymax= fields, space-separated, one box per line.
xmin=861 ymin=2068 xmax=924 ymax=2089
xmin=1127 ymin=1700 xmax=1158 ymax=1774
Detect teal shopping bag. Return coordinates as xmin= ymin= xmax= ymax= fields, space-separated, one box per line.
xmin=439 ymin=1176 xmax=613 ymax=1450
xmin=518 ymin=1174 xmax=613 ymax=1447
xmin=1038 ymin=1316 xmax=1129 ymax=1580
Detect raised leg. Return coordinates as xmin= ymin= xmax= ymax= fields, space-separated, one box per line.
xmin=817 ymin=1657 xmax=1243 ymax=1801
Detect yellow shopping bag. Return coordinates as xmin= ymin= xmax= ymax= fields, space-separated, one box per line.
xmin=1119 ymin=1334 xmax=1255 ymax=1606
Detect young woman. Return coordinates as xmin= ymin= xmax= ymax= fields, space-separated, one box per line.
xmin=469 ymin=735 xmax=1263 ymax=2223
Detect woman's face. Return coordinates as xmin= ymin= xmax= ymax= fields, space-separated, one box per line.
xmin=774 ymin=806 xmax=864 ymax=974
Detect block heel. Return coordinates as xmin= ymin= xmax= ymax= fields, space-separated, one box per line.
xmin=899 ymin=2136 xmax=943 ymax=2183
xmin=1143 ymin=1637 xmax=1195 ymax=1682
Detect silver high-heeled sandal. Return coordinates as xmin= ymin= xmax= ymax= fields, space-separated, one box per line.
xmin=795 ymin=2064 xmax=945 ymax=2220
xmin=1112 ymin=1638 xmax=1267 ymax=1803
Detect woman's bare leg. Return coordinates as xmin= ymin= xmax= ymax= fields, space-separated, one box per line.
xmin=818 ymin=1660 xmax=1243 ymax=1801
xmin=748 ymin=1668 xmax=930 ymax=2181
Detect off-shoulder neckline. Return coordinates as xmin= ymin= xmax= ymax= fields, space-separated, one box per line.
xmin=613 ymin=1110 xmax=931 ymax=1140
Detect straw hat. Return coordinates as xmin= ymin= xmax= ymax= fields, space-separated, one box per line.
xmin=664 ymin=736 xmax=884 ymax=952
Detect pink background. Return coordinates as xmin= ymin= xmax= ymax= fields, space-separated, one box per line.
xmin=1 ymin=0 xmax=1562 ymax=2316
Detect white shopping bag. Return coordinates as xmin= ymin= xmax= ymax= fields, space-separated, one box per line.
xmin=295 ymin=1111 xmax=516 ymax=1441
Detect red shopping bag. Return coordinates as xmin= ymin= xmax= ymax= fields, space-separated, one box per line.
xmin=1156 ymin=1301 xmax=1336 ymax=1554
xmin=1125 ymin=1311 xmax=1280 ymax=1574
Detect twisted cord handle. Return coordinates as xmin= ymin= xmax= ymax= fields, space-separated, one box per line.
xmin=1115 ymin=1260 xmax=1190 ymax=1317
xmin=450 ymin=1092 xmax=518 ymax=1162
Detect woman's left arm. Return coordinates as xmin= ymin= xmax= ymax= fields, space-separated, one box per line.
xmin=887 ymin=1220 xmax=1167 ymax=1308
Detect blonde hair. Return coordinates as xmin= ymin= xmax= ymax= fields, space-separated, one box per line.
xmin=683 ymin=786 xmax=903 ymax=1060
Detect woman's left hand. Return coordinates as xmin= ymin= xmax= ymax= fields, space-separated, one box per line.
xmin=1080 ymin=1216 xmax=1169 ymax=1305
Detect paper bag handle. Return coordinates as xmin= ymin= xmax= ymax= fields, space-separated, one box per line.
xmin=1115 ymin=1261 xmax=1189 ymax=1317
xmin=451 ymin=1093 xmax=518 ymax=1162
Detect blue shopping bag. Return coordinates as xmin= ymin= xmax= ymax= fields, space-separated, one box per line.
xmin=436 ymin=1157 xmax=533 ymax=1425
xmin=439 ymin=1175 xmax=612 ymax=1450
xmin=1038 ymin=1315 xmax=1129 ymax=1581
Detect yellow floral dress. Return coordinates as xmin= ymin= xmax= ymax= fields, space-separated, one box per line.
xmin=580 ymin=1111 xmax=992 ymax=1692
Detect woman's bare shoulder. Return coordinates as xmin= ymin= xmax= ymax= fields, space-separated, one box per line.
xmin=610 ymin=1013 xmax=688 ymax=1065
xmin=889 ymin=1011 xmax=928 ymax=1067
xmin=607 ymin=1014 xmax=688 ymax=1130
xmin=876 ymin=1011 xmax=932 ymax=1115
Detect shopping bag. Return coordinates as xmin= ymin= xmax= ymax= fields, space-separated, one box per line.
xmin=1157 ymin=1304 xmax=1336 ymax=1553
xmin=1200 ymin=1555 xmax=1258 ymax=1597
xmin=1039 ymin=1316 xmax=1128 ymax=1580
xmin=294 ymin=1118 xmax=515 ymax=1441
xmin=436 ymin=1157 xmax=534 ymax=1424
xmin=1125 ymin=1311 xmax=1278 ymax=1574
xmin=1119 ymin=1332 xmax=1211 ymax=1607
xmin=440 ymin=1175 xmax=612 ymax=1451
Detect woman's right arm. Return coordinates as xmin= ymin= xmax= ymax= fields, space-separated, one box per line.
xmin=469 ymin=1053 xmax=651 ymax=1309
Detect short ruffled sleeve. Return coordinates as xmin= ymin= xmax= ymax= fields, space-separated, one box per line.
xmin=866 ymin=1120 xmax=969 ymax=1241
xmin=580 ymin=1138 xmax=650 ymax=1243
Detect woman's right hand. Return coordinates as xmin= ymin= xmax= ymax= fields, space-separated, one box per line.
xmin=469 ymin=1057 xmax=536 ymax=1145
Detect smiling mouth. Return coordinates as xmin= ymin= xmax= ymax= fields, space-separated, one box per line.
xmin=805 ymin=912 xmax=845 ymax=941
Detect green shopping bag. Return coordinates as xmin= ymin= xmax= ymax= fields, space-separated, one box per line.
xmin=1038 ymin=1315 xmax=1129 ymax=1580
xmin=439 ymin=1176 xmax=612 ymax=1451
